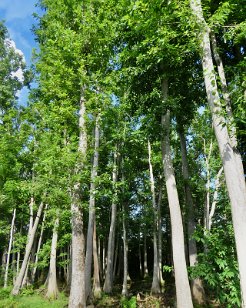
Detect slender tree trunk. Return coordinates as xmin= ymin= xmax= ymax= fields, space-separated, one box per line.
xmin=179 ymin=130 xmax=205 ymax=304
xmin=122 ymin=203 xmax=128 ymax=296
xmin=204 ymin=139 xmax=213 ymax=231
xmin=157 ymin=188 xmax=164 ymax=288
xmin=143 ymin=232 xmax=148 ymax=278
xmin=85 ymin=114 xmax=100 ymax=301
xmin=12 ymin=201 xmax=44 ymax=295
xmin=97 ymin=237 xmax=103 ymax=281
xmin=148 ymin=140 xmax=161 ymax=294
xmin=93 ymin=223 xmax=101 ymax=299
xmin=102 ymin=239 xmax=106 ymax=279
xmin=69 ymin=94 xmax=87 ymax=308
xmin=103 ymin=152 xmax=118 ymax=293
xmin=139 ymin=232 xmax=143 ymax=278
xmin=208 ymin=167 xmax=223 ymax=231
xmin=22 ymin=197 xmax=34 ymax=288
xmin=210 ymin=32 xmax=237 ymax=146
xmin=161 ymin=79 xmax=193 ymax=308
xmin=32 ymin=204 xmax=48 ymax=282
xmin=46 ymin=213 xmax=59 ymax=299
xmin=4 ymin=208 xmax=16 ymax=288
xmin=1 ymin=248 xmax=7 ymax=282
xmin=113 ymin=235 xmax=119 ymax=280
xmin=190 ymin=2 xmax=246 ymax=305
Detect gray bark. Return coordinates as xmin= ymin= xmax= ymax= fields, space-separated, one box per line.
xmin=22 ymin=197 xmax=34 ymax=288
xmin=93 ymin=223 xmax=101 ymax=299
xmin=103 ymin=152 xmax=118 ymax=293
xmin=157 ymin=188 xmax=164 ymax=289
xmin=46 ymin=214 xmax=59 ymax=299
xmin=32 ymin=204 xmax=48 ymax=281
xmin=143 ymin=232 xmax=148 ymax=278
xmin=179 ymin=131 xmax=205 ymax=304
xmin=161 ymin=79 xmax=193 ymax=308
xmin=148 ymin=140 xmax=161 ymax=294
xmin=85 ymin=114 xmax=100 ymax=301
xmin=190 ymin=2 xmax=246 ymax=305
xmin=4 ymin=208 xmax=16 ymax=288
xmin=69 ymin=94 xmax=87 ymax=308
xmin=12 ymin=201 xmax=44 ymax=295
xmin=122 ymin=203 xmax=128 ymax=296
xmin=208 ymin=167 xmax=223 ymax=231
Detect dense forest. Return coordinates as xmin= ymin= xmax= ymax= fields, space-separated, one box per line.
xmin=0 ymin=0 xmax=245 ymax=307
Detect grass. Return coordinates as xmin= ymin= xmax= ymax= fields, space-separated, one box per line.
xmin=0 ymin=287 xmax=68 ymax=308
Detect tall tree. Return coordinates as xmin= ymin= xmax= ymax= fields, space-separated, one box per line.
xmin=189 ymin=1 xmax=246 ymax=305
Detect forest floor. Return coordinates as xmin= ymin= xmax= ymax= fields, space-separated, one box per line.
xmin=0 ymin=278 xmax=221 ymax=307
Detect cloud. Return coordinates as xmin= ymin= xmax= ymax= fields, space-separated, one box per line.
xmin=5 ymin=39 xmax=25 ymax=82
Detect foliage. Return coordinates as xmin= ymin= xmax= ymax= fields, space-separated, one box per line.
xmin=120 ymin=296 xmax=137 ymax=308
xmin=191 ymin=225 xmax=241 ymax=307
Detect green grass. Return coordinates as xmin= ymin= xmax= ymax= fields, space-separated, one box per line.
xmin=0 ymin=288 xmax=68 ymax=308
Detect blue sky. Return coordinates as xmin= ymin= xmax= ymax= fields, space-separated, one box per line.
xmin=0 ymin=0 xmax=40 ymax=105
xmin=0 ymin=0 xmax=38 ymax=65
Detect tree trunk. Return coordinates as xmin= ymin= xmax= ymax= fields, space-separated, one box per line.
xmin=4 ymin=208 xmax=16 ymax=288
xmin=113 ymin=234 xmax=119 ymax=280
xmin=12 ymin=201 xmax=44 ymax=295
xmin=93 ymin=223 xmax=101 ymax=299
xmin=103 ymin=152 xmax=118 ymax=294
xmin=85 ymin=114 xmax=100 ymax=301
xmin=161 ymin=79 xmax=193 ymax=308
xmin=46 ymin=213 xmax=59 ymax=299
xmin=122 ymin=203 xmax=128 ymax=296
xmin=69 ymin=94 xmax=87 ymax=308
xmin=179 ymin=130 xmax=205 ymax=304
xmin=148 ymin=140 xmax=161 ymax=294
xmin=208 ymin=167 xmax=223 ymax=231
xmin=157 ymin=188 xmax=164 ymax=289
xmin=143 ymin=232 xmax=148 ymax=278
xmin=32 ymin=204 xmax=48 ymax=282
xmin=190 ymin=2 xmax=246 ymax=305
xmin=22 ymin=197 xmax=34 ymax=288
xmin=139 ymin=232 xmax=143 ymax=278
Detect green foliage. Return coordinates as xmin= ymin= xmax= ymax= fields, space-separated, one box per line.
xmin=191 ymin=225 xmax=241 ymax=307
xmin=120 ymin=296 xmax=137 ymax=308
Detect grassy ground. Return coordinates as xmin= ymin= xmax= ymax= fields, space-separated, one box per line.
xmin=0 ymin=279 xmax=220 ymax=307
xmin=0 ymin=287 xmax=68 ymax=308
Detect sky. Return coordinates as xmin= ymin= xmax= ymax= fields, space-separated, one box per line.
xmin=0 ymin=0 xmax=39 ymax=105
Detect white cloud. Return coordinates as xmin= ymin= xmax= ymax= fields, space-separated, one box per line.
xmin=5 ymin=39 xmax=25 ymax=82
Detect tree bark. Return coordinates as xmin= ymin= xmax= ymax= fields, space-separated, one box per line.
xmin=157 ymin=188 xmax=164 ymax=289
xmin=22 ymin=197 xmax=34 ymax=288
xmin=12 ymin=201 xmax=44 ymax=295
xmin=148 ymin=140 xmax=161 ymax=294
xmin=139 ymin=232 xmax=143 ymax=278
xmin=93 ymin=223 xmax=101 ymax=299
xmin=46 ymin=213 xmax=59 ymax=299
xmin=103 ymin=152 xmax=118 ymax=293
xmin=122 ymin=202 xmax=129 ymax=296
xmin=161 ymin=79 xmax=193 ymax=308
xmin=179 ymin=130 xmax=205 ymax=304
xmin=143 ymin=232 xmax=148 ymax=278
xmin=69 ymin=94 xmax=87 ymax=308
xmin=32 ymin=204 xmax=48 ymax=281
xmin=85 ymin=114 xmax=100 ymax=301
xmin=208 ymin=167 xmax=223 ymax=231
xmin=4 ymin=208 xmax=16 ymax=288
xmin=190 ymin=2 xmax=246 ymax=305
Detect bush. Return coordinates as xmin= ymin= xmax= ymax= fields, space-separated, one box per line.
xmin=120 ymin=296 xmax=137 ymax=308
